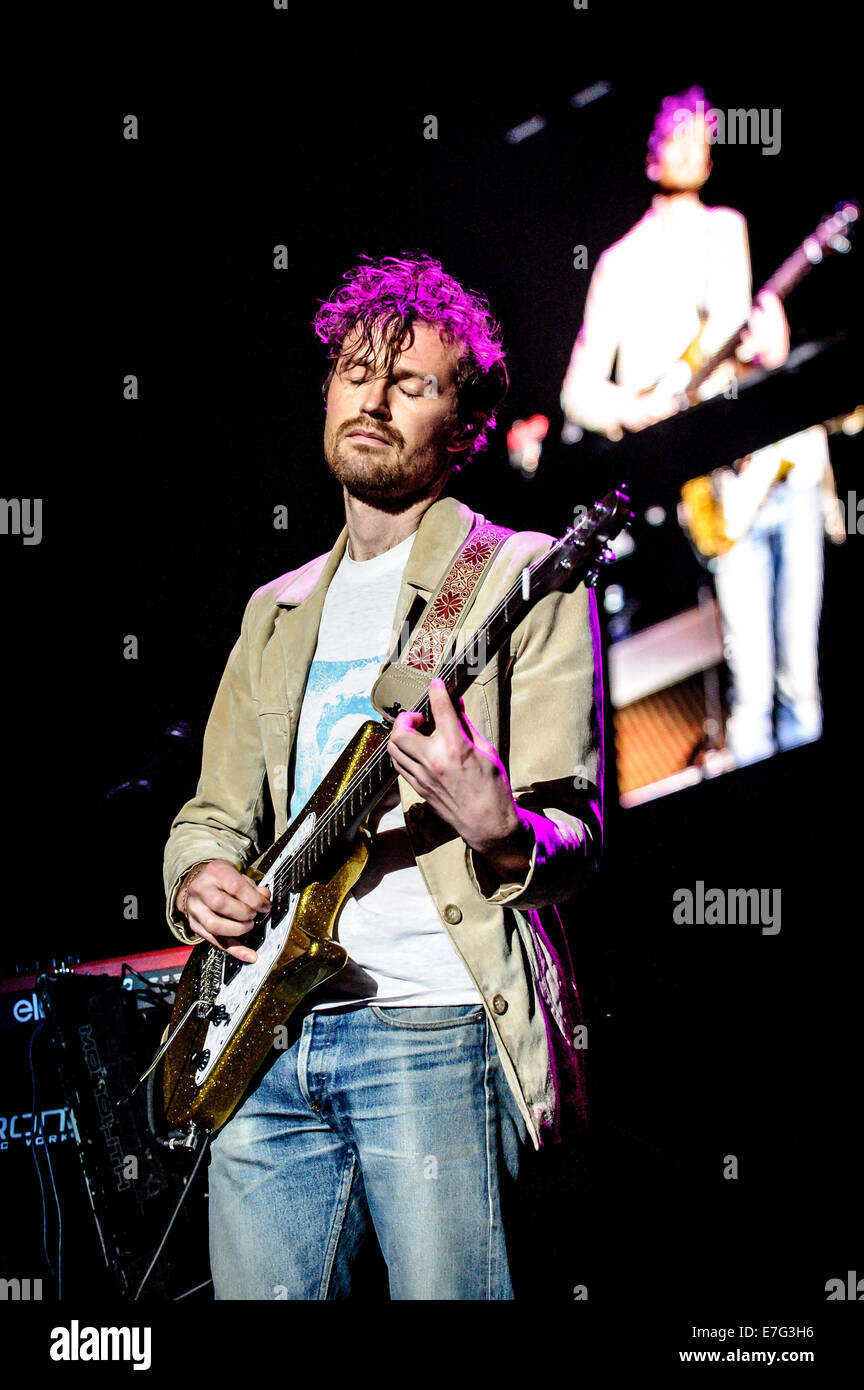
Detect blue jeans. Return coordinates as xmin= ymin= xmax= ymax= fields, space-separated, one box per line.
xmin=714 ymin=480 xmax=824 ymax=766
xmin=207 ymin=1002 xmax=525 ymax=1300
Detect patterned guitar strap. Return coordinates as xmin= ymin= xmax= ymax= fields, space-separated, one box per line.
xmin=370 ymin=519 xmax=513 ymax=721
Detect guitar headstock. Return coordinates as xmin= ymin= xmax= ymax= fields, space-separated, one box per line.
xmin=807 ymin=201 xmax=859 ymax=261
xmin=559 ymin=486 xmax=633 ymax=588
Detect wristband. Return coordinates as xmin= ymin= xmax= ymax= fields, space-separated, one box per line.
xmin=177 ymin=861 xmax=210 ymax=920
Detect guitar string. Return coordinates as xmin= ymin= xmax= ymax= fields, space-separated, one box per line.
xmin=264 ymin=532 xmax=590 ymax=904
xmin=692 ymin=209 xmax=854 ymax=391
xmin=263 ymin=519 xmax=604 ymax=910
xmin=265 ymin=518 xmax=610 ymax=908
xmin=213 ymin=511 xmax=614 ymax=988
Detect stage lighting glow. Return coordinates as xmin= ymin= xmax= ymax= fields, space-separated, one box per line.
xmin=604 ymin=584 xmax=625 ymax=614
xmin=570 ymin=80 xmax=612 ymax=109
xmin=645 ymin=505 xmax=666 ymax=526
xmin=505 ymin=115 xmax=547 ymax=144
xmin=608 ymin=530 xmax=635 ymax=560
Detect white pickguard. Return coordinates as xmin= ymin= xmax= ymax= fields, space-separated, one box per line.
xmin=194 ymin=813 xmax=316 ymax=1086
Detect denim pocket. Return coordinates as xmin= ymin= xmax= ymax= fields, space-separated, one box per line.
xmin=369 ymin=1003 xmax=485 ymax=1030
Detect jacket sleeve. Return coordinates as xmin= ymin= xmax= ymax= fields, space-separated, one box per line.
xmin=162 ymin=593 xmax=270 ymax=943
xmin=561 ymin=249 xmax=631 ymax=437
xmin=466 ymin=576 xmax=604 ymax=911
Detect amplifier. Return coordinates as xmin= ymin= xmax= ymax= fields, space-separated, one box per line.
xmin=0 ymin=944 xmax=208 ymax=1301
xmin=0 ymin=946 xmax=192 ymax=1031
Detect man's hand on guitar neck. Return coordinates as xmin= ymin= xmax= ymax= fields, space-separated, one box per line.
xmin=736 ymin=290 xmax=790 ymax=371
xmin=388 ymin=678 xmax=535 ymax=886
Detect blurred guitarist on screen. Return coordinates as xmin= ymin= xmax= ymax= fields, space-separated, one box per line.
xmin=561 ymin=85 xmax=834 ymax=767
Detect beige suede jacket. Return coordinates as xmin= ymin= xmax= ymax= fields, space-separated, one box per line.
xmin=163 ymin=494 xmax=604 ymax=1149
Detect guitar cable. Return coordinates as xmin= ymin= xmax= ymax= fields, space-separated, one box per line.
xmin=133 ymin=1128 xmax=210 ymax=1302
xmin=28 ymin=1020 xmax=62 ymax=1298
xmin=120 ymin=996 xmax=205 ymax=1107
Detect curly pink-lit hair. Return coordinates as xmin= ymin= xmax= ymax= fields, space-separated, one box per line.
xmin=647 ymin=85 xmax=717 ymax=158
xmin=313 ymin=254 xmax=509 ymax=457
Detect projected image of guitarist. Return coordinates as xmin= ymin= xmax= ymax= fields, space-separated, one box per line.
xmin=562 ymin=85 xmax=838 ymax=768
xmin=163 ymin=255 xmax=605 ymax=1300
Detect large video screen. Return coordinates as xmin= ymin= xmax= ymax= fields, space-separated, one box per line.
xmin=599 ymin=409 xmax=861 ymax=807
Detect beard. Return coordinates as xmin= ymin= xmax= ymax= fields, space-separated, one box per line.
xmin=657 ymin=158 xmax=710 ymax=193
xmin=324 ymin=425 xmax=453 ymax=514
xmin=659 ymin=173 xmax=708 ymax=193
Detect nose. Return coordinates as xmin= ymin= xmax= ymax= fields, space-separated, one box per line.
xmin=357 ymin=376 xmax=391 ymax=418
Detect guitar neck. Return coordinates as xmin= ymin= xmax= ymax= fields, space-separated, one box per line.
xmin=258 ymin=495 xmax=625 ymax=908
xmin=687 ymin=259 xmax=799 ymax=394
xmin=688 ymin=208 xmax=856 ymax=395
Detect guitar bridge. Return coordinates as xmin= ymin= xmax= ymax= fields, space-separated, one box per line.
xmin=196 ymin=947 xmax=225 ymax=1015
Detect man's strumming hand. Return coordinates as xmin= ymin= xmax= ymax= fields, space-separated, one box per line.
xmin=177 ymin=859 xmax=270 ymax=963
xmin=737 ymin=290 xmax=790 ymax=371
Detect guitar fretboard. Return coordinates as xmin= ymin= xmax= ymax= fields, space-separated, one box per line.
xmin=689 ymin=203 xmax=857 ymax=394
xmin=260 ymin=492 xmax=626 ymax=920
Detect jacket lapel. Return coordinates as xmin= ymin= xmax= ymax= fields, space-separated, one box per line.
xmin=269 ymin=527 xmax=348 ymax=725
xmin=382 ymin=496 xmax=483 ymax=658
xmin=266 ymin=495 xmax=484 ymax=742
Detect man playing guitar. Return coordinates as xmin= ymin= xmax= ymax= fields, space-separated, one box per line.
xmin=561 ymin=86 xmax=832 ymax=766
xmin=164 ymin=254 xmax=604 ymax=1299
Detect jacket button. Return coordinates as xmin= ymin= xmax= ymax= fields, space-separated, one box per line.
xmin=443 ymin=903 xmax=462 ymax=925
xmin=491 ymin=994 xmax=508 ymax=1015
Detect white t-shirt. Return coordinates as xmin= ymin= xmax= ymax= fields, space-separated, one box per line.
xmin=562 ymin=198 xmax=753 ymax=433
xmin=287 ymin=529 xmax=481 ymax=1010
xmin=561 ymin=195 xmax=824 ymax=483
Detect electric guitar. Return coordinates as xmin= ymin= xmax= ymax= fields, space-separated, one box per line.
xmin=654 ymin=200 xmax=859 ymax=407
xmin=678 ymin=406 xmax=863 ymax=559
xmin=160 ymin=488 xmax=632 ymax=1139
xmin=663 ymin=200 xmax=858 ymax=557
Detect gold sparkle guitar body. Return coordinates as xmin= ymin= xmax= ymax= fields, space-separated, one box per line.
xmin=162 ymin=720 xmax=388 ymax=1134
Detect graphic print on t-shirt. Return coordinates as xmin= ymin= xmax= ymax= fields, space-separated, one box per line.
xmin=284 ymin=530 xmax=480 ymax=1009
xmin=288 ymin=656 xmax=385 ymax=822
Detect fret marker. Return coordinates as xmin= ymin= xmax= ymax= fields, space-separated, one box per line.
xmin=521 ymin=567 xmax=531 ymax=600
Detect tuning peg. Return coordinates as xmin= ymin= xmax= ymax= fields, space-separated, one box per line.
xmin=585 ymin=546 xmax=619 ymax=587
